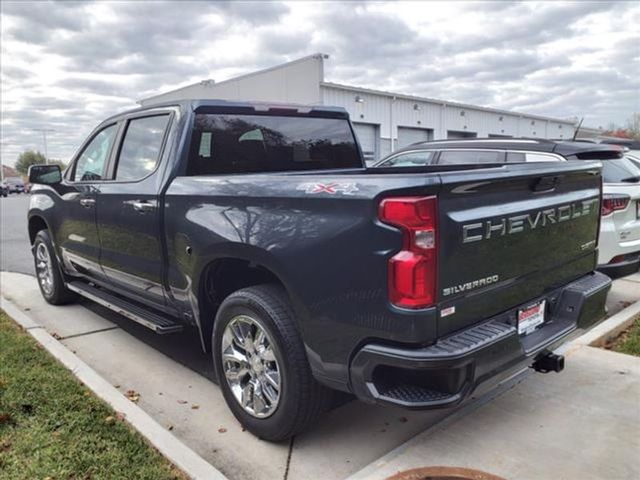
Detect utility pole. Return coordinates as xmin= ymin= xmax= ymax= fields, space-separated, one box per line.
xmin=33 ymin=129 xmax=55 ymax=164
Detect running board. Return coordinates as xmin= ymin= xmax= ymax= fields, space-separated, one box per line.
xmin=66 ymin=281 xmax=183 ymax=334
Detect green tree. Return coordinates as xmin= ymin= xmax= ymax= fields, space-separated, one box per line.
xmin=14 ymin=150 xmax=46 ymax=175
xmin=625 ymin=112 xmax=640 ymax=140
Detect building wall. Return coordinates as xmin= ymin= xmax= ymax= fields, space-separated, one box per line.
xmin=321 ymin=84 xmax=576 ymax=159
xmin=139 ymin=55 xmax=324 ymax=107
xmin=139 ymin=54 xmax=577 ymax=162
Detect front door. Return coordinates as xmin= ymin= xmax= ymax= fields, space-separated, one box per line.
xmin=57 ymin=123 xmax=119 ymax=282
xmin=96 ymin=113 xmax=172 ymax=307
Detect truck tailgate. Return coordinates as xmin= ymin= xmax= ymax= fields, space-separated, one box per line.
xmin=436 ymin=161 xmax=602 ymax=336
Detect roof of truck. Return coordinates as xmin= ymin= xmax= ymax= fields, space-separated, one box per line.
xmin=396 ymin=138 xmax=624 ymax=158
xmin=104 ymin=99 xmax=349 ymax=123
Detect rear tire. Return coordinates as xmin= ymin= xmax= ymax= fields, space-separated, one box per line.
xmin=33 ymin=230 xmax=76 ymax=305
xmin=213 ymin=284 xmax=332 ymax=441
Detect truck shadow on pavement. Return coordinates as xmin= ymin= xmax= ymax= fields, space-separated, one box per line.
xmin=78 ymin=299 xmax=218 ymax=382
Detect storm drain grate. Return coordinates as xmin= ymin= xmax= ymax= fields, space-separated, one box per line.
xmin=386 ymin=466 xmax=506 ymax=480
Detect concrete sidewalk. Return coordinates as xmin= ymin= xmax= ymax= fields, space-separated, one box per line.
xmin=0 ymin=272 xmax=461 ymax=480
xmin=349 ymin=345 xmax=640 ymax=480
xmin=2 ymin=270 xmax=639 ymax=480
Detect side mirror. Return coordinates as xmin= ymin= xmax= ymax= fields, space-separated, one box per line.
xmin=28 ymin=164 xmax=62 ymax=185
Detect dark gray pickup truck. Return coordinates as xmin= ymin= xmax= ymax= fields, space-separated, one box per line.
xmin=28 ymin=100 xmax=611 ymax=440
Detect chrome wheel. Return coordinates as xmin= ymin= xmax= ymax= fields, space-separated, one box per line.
xmin=221 ymin=315 xmax=281 ymax=418
xmin=35 ymin=243 xmax=54 ymax=296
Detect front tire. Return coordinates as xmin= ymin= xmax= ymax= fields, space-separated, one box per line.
xmin=33 ymin=230 xmax=76 ymax=305
xmin=213 ymin=284 xmax=332 ymax=441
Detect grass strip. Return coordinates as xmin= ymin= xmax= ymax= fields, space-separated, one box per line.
xmin=0 ymin=310 xmax=186 ymax=480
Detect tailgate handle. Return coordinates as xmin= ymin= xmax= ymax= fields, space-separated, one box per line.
xmin=531 ymin=176 xmax=559 ymax=192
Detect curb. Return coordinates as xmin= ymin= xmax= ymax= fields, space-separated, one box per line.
xmin=558 ymin=299 xmax=640 ymax=356
xmin=1 ymin=296 xmax=228 ymax=480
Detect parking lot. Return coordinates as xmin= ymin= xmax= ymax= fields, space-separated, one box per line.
xmin=2 ymin=193 xmax=640 ymax=479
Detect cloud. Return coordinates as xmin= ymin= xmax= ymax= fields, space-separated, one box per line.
xmin=1 ymin=0 xmax=638 ymax=164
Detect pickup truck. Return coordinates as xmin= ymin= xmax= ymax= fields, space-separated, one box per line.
xmin=28 ymin=100 xmax=611 ymax=441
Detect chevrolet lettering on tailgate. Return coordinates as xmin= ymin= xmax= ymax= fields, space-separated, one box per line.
xmin=461 ymin=198 xmax=599 ymax=244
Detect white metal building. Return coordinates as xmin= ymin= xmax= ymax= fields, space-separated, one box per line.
xmin=139 ymin=54 xmax=577 ymax=163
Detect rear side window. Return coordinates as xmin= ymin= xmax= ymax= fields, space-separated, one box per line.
xmin=115 ymin=115 xmax=170 ymax=181
xmin=506 ymin=152 xmax=562 ymax=163
xmin=438 ymin=150 xmax=503 ymax=164
xmin=376 ymin=151 xmax=434 ymax=167
xmin=187 ymin=114 xmax=361 ymax=175
xmin=600 ymin=158 xmax=640 ymax=183
xmin=72 ymin=124 xmax=118 ymax=181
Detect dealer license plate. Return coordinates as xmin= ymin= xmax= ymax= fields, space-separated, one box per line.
xmin=518 ymin=300 xmax=546 ymax=335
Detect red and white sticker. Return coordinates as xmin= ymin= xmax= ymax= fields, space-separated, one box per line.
xmin=518 ymin=300 xmax=546 ymax=335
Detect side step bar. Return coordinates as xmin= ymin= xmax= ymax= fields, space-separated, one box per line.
xmin=66 ymin=281 xmax=183 ymax=334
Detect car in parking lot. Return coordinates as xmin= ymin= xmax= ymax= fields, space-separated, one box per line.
xmin=598 ymin=156 xmax=640 ymax=276
xmin=373 ymin=139 xmax=639 ymax=277
xmin=4 ymin=176 xmax=26 ymax=194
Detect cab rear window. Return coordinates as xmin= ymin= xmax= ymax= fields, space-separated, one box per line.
xmin=187 ymin=114 xmax=361 ymax=175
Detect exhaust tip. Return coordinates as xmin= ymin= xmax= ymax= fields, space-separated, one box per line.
xmin=532 ymin=351 xmax=565 ymax=373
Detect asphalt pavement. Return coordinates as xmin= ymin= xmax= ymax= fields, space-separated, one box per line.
xmin=0 ymin=194 xmax=32 ymax=275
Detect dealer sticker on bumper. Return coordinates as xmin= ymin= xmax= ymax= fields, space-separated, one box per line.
xmin=518 ymin=300 xmax=546 ymax=335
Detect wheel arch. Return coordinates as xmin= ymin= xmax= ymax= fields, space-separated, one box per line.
xmin=195 ymin=254 xmax=299 ymax=353
xmin=28 ymin=215 xmax=50 ymax=245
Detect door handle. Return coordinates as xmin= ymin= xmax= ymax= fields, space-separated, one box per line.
xmin=131 ymin=200 xmax=156 ymax=213
xmin=79 ymin=198 xmax=95 ymax=208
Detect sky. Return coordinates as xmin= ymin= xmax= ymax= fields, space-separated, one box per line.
xmin=1 ymin=0 xmax=639 ymax=165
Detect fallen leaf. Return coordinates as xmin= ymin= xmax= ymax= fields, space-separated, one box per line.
xmin=218 ymin=427 xmax=227 ymax=433
xmin=115 ymin=412 xmax=125 ymax=421
xmin=126 ymin=390 xmax=140 ymax=403
xmin=0 ymin=413 xmax=13 ymax=424
xmin=105 ymin=416 xmax=116 ymax=425
xmin=177 ymin=399 xmax=188 ymax=405
xmin=191 ymin=404 xmax=199 ymax=410
xmin=52 ymin=332 xmax=62 ymax=340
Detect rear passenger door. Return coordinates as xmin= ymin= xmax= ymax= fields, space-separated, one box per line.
xmin=96 ymin=112 xmax=172 ymax=307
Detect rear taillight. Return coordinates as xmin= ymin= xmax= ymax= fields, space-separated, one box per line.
xmin=601 ymin=194 xmax=630 ymax=216
xmin=379 ymin=196 xmax=437 ymax=309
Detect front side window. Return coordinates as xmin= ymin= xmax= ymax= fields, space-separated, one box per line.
xmin=376 ymin=151 xmax=434 ymax=167
xmin=72 ymin=124 xmax=117 ymax=181
xmin=438 ymin=150 xmax=503 ymax=164
xmin=187 ymin=113 xmax=361 ymax=175
xmin=115 ymin=115 xmax=170 ymax=181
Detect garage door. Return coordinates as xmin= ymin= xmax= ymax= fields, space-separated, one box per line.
xmin=447 ymin=130 xmax=477 ymax=139
xmin=353 ymin=123 xmax=378 ymax=164
xmin=397 ymin=127 xmax=433 ymax=148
